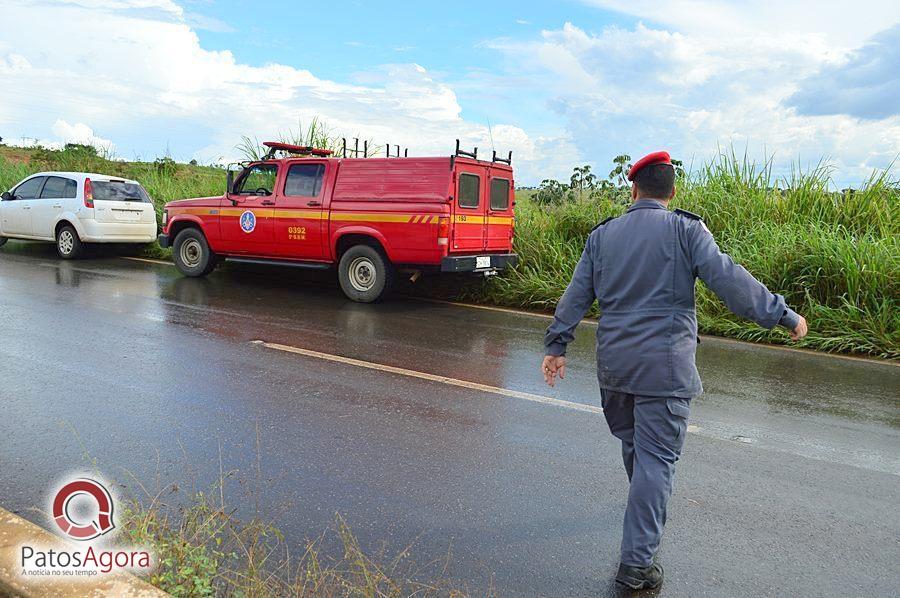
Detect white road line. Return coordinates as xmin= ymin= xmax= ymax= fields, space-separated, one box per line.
xmin=253 ymin=340 xmax=605 ymax=415
xmin=120 ymin=256 xmax=172 ymax=266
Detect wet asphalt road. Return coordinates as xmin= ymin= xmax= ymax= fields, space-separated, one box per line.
xmin=0 ymin=241 xmax=898 ymax=597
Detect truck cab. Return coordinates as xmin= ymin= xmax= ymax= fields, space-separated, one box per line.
xmin=158 ymin=141 xmax=518 ymax=302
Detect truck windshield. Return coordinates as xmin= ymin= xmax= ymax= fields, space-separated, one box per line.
xmin=92 ymin=181 xmax=151 ymax=202
xmin=235 ymin=164 xmax=278 ymax=196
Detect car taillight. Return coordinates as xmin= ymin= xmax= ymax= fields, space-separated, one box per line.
xmin=437 ymin=216 xmax=450 ymax=246
xmin=83 ymin=178 xmax=94 ymax=208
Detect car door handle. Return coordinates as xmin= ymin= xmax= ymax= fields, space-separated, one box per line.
xmin=52 ymin=204 xmax=62 ymax=208
xmin=22 ymin=206 xmax=31 ymax=210
xmin=261 ymin=200 xmax=275 ymax=206
xmin=307 ymin=201 xmax=321 ymax=207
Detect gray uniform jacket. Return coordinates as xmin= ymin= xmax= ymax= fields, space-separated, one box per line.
xmin=544 ymin=198 xmax=800 ymax=398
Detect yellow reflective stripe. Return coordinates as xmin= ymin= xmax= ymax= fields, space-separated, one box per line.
xmin=332 ymin=213 xmax=423 ymax=223
xmin=183 ymin=208 xmax=443 ymax=223
xmin=275 ymin=210 xmax=326 ymax=220
xmin=487 ymin=216 xmax=513 ymax=225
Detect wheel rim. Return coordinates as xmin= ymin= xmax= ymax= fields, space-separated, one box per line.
xmin=348 ymin=256 xmax=377 ymax=292
xmin=180 ymin=239 xmax=203 ymax=268
xmin=58 ymin=230 xmax=74 ymax=255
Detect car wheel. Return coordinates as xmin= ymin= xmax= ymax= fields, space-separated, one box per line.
xmin=56 ymin=225 xmax=84 ymax=259
xmin=338 ymin=244 xmax=394 ymax=303
xmin=173 ymin=228 xmax=217 ymax=277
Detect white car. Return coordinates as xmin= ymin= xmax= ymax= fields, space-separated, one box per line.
xmin=0 ymin=172 xmax=158 ymax=258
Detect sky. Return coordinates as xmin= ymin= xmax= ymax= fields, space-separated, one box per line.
xmin=1 ymin=0 xmax=898 ymax=186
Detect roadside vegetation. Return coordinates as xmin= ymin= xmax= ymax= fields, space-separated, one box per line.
xmin=119 ymin=481 xmax=463 ymax=596
xmin=0 ymin=141 xmax=896 ymax=359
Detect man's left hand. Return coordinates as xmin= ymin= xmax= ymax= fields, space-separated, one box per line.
xmin=541 ymin=355 xmax=566 ymax=387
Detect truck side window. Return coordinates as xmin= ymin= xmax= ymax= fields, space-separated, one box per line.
xmin=458 ymin=174 xmax=479 ymax=209
xmin=490 ymin=178 xmax=509 ymax=211
xmin=236 ymin=164 xmax=278 ymax=196
xmin=284 ymin=164 xmax=325 ymax=197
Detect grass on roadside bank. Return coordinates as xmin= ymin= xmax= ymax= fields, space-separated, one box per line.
xmin=119 ymin=480 xmax=466 ymax=597
xmin=0 ymin=144 xmax=896 ymax=359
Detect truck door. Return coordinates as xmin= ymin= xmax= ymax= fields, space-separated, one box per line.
xmin=221 ymin=163 xmax=277 ymax=254
xmin=272 ymin=161 xmax=328 ymax=261
xmin=485 ymin=168 xmax=514 ymax=252
xmin=451 ymin=162 xmax=488 ymax=253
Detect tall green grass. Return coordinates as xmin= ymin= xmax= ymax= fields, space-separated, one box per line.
xmin=1 ymin=144 xmax=896 ymax=358
xmin=486 ymin=150 xmax=898 ymax=358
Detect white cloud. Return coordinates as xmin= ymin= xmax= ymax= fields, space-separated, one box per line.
xmin=51 ymin=120 xmax=114 ymax=151
xmin=487 ymin=16 xmax=900 ymax=184
xmin=0 ymin=0 xmax=550 ymax=180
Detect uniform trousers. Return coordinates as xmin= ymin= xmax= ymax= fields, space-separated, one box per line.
xmin=600 ymin=389 xmax=691 ymax=567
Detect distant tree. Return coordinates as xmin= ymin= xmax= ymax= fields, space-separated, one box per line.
xmin=570 ymin=165 xmax=598 ymax=200
xmin=608 ymin=154 xmax=632 ymax=188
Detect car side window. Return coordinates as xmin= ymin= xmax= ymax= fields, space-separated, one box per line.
xmin=40 ymin=176 xmax=77 ymax=199
xmin=284 ymin=164 xmax=325 ymax=197
xmin=490 ymin=178 xmax=510 ymax=211
xmin=236 ymin=164 xmax=278 ymax=196
xmin=458 ymin=174 xmax=480 ymax=209
xmin=13 ymin=176 xmax=46 ymax=199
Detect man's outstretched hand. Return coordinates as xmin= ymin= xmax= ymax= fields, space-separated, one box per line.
xmin=791 ymin=315 xmax=808 ymax=341
xmin=541 ymin=355 xmax=566 ymax=387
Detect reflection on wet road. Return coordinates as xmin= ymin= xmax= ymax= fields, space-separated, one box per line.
xmin=1 ymin=241 xmax=898 ymax=597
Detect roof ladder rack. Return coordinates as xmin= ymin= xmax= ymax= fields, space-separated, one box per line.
xmin=492 ymin=150 xmax=513 ymax=165
xmin=385 ymin=143 xmax=408 ymax=158
xmin=455 ymin=139 xmax=477 ymax=160
xmin=342 ymin=138 xmax=369 ymax=158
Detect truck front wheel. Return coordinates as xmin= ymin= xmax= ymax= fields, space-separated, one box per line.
xmin=338 ymin=245 xmax=394 ymax=303
xmin=173 ymin=228 xmax=217 ymax=277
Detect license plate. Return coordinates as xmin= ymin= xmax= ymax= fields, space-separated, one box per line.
xmin=115 ymin=210 xmax=141 ymax=221
xmin=476 ymin=256 xmax=491 ymax=269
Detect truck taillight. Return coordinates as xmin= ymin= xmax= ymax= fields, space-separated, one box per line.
xmin=83 ymin=178 xmax=94 ymax=208
xmin=162 ymin=208 xmax=168 ymax=227
xmin=437 ymin=216 xmax=450 ymax=246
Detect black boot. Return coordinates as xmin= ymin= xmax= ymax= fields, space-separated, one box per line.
xmin=615 ymin=562 xmax=663 ymax=590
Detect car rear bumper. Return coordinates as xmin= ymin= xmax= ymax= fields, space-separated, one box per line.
xmin=440 ymin=253 xmax=519 ymax=273
xmin=78 ymin=221 xmax=157 ymax=243
xmin=157 ymin=234 xmax=170 ymax=249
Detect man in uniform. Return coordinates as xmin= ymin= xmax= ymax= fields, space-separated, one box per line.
xmin=540 ymin=151 xmax=808 ymax=590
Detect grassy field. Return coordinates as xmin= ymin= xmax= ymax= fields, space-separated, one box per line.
xmin=1 ymin=144 xmax=896 ymax=359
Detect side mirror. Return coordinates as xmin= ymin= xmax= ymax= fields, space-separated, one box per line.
xmin=226 ymin=170 xmax=234 ymax=194
xmin=1 ymin=191 xmax=11 ymax=201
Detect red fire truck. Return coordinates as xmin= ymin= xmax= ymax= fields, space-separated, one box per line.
xmin=158 ymin=141 xmax=518 ymax=302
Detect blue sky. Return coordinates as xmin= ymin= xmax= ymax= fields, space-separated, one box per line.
xmin=2 ymin=0 xmax=899 ymax=186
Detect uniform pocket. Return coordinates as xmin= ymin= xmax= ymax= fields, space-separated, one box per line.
xmin=666 ymin=398 xmax=691 ymax=419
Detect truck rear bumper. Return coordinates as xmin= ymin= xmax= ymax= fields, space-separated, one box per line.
xmin=441 ymin=253 xmax=519 ymax=273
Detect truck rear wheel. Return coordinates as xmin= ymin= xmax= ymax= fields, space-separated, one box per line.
xmin=338 ymin=245 xmax=394 ymax=303
xmin=173 ymin=228 xmax=217 ymax=277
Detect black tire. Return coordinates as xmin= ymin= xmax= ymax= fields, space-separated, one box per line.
xmin=0 ymin=237 xmax=7 ymax=248
xmin=56 ymin=225 xmax=84 ymax=259
xmin=337 ymin=244 xmax=394 ymax=303
xmin=172 ymin=228 xmax=217 ymax=277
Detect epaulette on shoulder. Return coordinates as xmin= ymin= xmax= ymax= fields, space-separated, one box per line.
xmin=590 ymin=216 xmax=616 ymax=232
xmin=674 ymin=208 xmax=703 ymax=221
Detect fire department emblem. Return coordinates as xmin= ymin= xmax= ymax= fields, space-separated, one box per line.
xmin=240 ymin=210 xmax=256 ymax=233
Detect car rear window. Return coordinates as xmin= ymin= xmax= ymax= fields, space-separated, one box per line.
xmin=458 ymin=173 xmax=480 ymax=208
xmin=92 ymin=181 xmax=150 ymax=202
xmin=490 ymin=178 xmax=510 ymax=211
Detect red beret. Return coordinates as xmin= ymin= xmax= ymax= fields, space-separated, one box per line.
xmin=627 ymin=151 xmax=672 ymax=181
